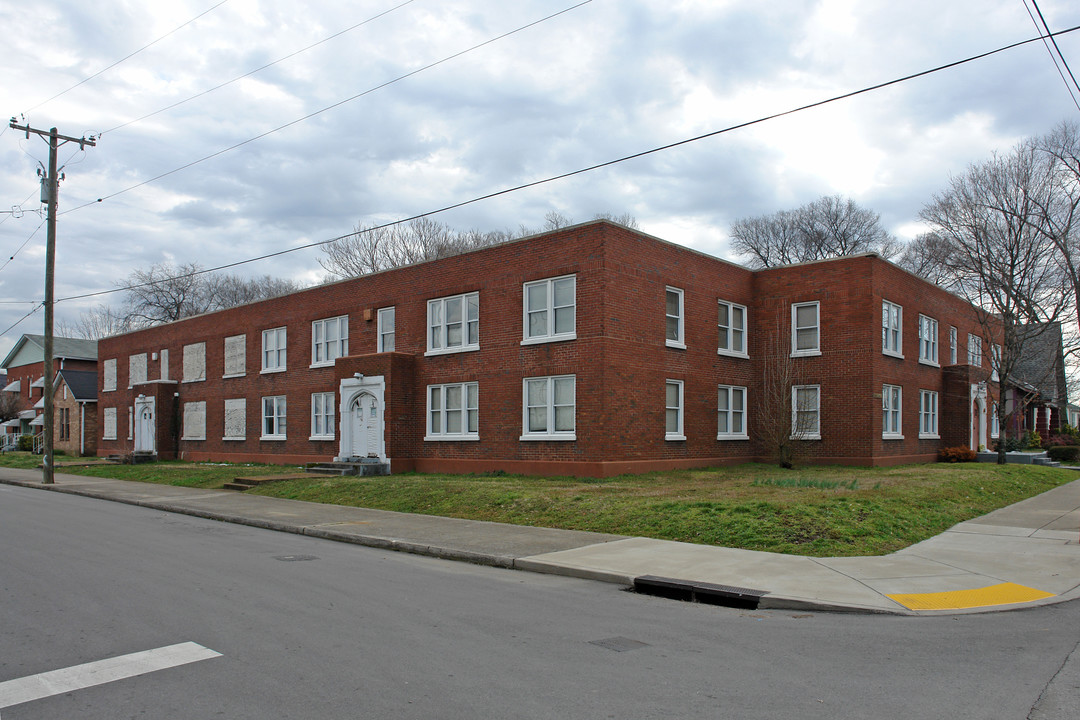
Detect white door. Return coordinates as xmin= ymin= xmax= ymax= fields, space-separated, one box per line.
xmin=134 ymin=397 xmax=155 ymax=454
xmin=350 ymin=393 xmax=381 ymax=458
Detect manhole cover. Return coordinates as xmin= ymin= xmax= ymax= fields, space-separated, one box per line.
xmin=273 ymin=554 xmax=319 ymax=562
xmin=589 ymin=637 xmax=649 ymax=653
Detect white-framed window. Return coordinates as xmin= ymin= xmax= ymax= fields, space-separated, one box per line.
xmin=666 ymin=380 xmax=685 ymax=440
xmin=223 ymin=335 xmax=246 ymax=378
xmin=523 ymin=275 xmax=576 ymax=344
xmin=882 ymin=300 xmax=903 ymax=357
xmin=128 ymin=353 xmax=147 ymax=388
xmin=426 ymin=382 xmax=479 ymax=441
xmin=521 ymin=375 xmax=575 ymax=440
xmin=991 ymin=343 xmax=1001 ymax=381
xmin=427 ymin=292 xmax=479 ymax=355
xmin=160 ymin=348 xmax=169 ymax=380
xmin=918 ymin=315 xmax=938 ymax=365
xmin=792 ymin=385 xmax=820 ymax=439
xmin=883 ymin=384 xmax=903 ymax=438
xmin=127 ymin=407 xmax=133 ymax=440
xmin=949 ymin=326 xmax=958 ymax=364
xmin=717 ymin=385 xmax=748 ymax=439
xmin=718 ymin=300 xmax=747 ymax=357
xmin=261 ymin=395 xmax=287 ymax=439
xmin=182 ymin=401 xmax=206 ymax=441
xmin=224 ymin=398 xmax=246 ymax=441
xmin=312 ymin=316 xmax=348 ymax=367
xmin=311 ymin=392 xmax=335 ymax=439
xmin=102 ymin=407 xmax=117 ymax=440
xmin=103 ymin=359 xmax=117 ymax=392
xmin=991 ymin=402 xmax=1000 ymax=439
xmin=378 ymin=307 xmax=395 ymax=352
xmin=968 ymin=333 xmax=982 ymax=367
xmin=791 ymin=302 xmax=820 ymax=356
xmin=262 ymin=327 xmax=287 ymax=372
xmin=920 ymin=390 xmax=939 ymax=438
xmin=182 ymin=342 xmax=206 ymax=383
xmin=665 ymin=287 xmax=685 ymax=349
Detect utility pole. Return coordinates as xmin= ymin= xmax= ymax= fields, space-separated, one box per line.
xmin=8 ymin=120 xmax=96 ymax=484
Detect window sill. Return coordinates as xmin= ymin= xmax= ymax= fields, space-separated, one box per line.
xmin=424 ymin=435 xmax=480 ymax=442
xmin=309 ymin=362 xmax=337 ymax=369
xmin=520 ymin=433 xmax=576 ymax=442
xmin=180 ymin=436 xmax=206 ymax=442
xmin=883 ymin=350 xmax=904 ymax=360
xmin=521 ymin=333 xmax=576 ymax=346
xmin=792 ymin=434 xmax=821 ymax=441
xmin=260 ymin=435 xmax=287 ymax=441
xmin=717 ymin=349 xmax=749 ymax=359
xmin=717 ymin=434 xmax=750 ymax=441
xmin=260 ymin=368 xmax=286 ymax=375
xmin=883 ymin=434 xmax=905 ymax=440
xmin=181 ymin=378 xmax=205 ymax=384
xmin=918 ymin=359 xmax=939 ymax=368
xmin=424 ymin=345 xmax=480 ymax=358
xmin=103 ymin=436 xmax=117 ymax=441
xmin=223 ymin=436 xmax=246 ymax=442
xmin=918 ymin=433 xmax=940 ymax=440
xmin=791 ymin=350 xmax=821 ymax=358
xmin=222 ymin=373 xmax=246 ymax=379
xmin=666 ymin=341 xmax=687 ymax=350
xmin=665 ymin=434 xmax=686 ymax=441
xmin=309 ymin=434 xmax=335 ymax=441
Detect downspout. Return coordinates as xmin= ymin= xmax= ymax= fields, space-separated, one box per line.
xmin=80 ymin=402 xmax=85 ymax=456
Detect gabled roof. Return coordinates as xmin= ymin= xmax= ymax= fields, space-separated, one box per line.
xmin=1013 ymin=323 xmax=1069 ymax=405
xmin=57 ymin=369 xmax=98 ymax=402
xmin=1 ymin=334 xmax=98 ymax=369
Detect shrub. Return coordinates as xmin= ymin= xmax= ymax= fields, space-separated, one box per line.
xmin=1047 ymin=446 xmax=1080 ymax=463
xmin=994 ymin=436 xmax=1025 ymax=452
xmin=939 ymin=446 xmax=976 ymax=463
xmin=16 ymin=434 xmax=34 ymax=452
xmin=1025 ymin=429 xmax=1043 ymax=449
xmin=1046 ymin=434 xmax=1075 ymax=447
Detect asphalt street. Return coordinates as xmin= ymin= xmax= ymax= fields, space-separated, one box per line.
xmin=2 ymin=484 xmax=1079 ymax=719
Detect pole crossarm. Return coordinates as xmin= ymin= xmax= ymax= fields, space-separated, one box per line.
xmin=8 ymin=121 xmax=97 ymax=149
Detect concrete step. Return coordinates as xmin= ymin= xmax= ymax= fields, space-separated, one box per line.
xmin=225 ymin=473 xmax=312 ymax=492
xmin=305 ymin=462 xmax=390 ymax=477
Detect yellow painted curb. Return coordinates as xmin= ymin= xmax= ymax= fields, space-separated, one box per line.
xmin=887 ymin=582 xmax=1055 ymax=611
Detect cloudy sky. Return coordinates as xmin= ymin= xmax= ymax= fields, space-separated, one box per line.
xmin=1 ymin=0 xmax=1079 ymax=359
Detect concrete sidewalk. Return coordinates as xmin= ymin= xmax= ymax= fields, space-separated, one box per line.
xmin=3 ymin=467 xmax=1079 ymax=615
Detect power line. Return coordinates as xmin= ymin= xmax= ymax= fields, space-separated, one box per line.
xmin=0 ymin=217 xmax=46 ymax=273
xmin=103 ymin=0 xmax=420 ymax=135
xmin=1024 ymin=0 xmax=1080 ymax=112
xmin=0 ymin=303 xmax=42 ymax=338
xmin=60 ymin=0 xmax=595 ymax=216
xmin=54 ymin=23 xmax=1080 ymax=307
xmin=22 ymin=0 xmax=233 ymax=115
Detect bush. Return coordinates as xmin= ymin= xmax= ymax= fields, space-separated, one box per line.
xmin=1047 ymin=446 xmax=1080 ymax=463
xmin=16 ymin=434 xmax=34 ymax=452
xmin=1026 ymin=429 xmax=1043 ymax=449
xmin=939 ymin=446 xmax=976 ymax=463
xmin=994 ymin=436 xmax=1025 ymax=452
xmin=1046 ymin=434 xmax=1075 ymax=447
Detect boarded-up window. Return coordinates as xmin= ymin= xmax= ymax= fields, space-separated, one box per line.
xmin=183 ymin=342 xmax=206 ymax=383
xmin=224 ymin=398 xmax=246 ymax=440
xmin=224 ymin=335 xmax=246 ymax=377
xmin=103 ymin=407 xmax=117 ymax=439
xmin=129 ymin=353 xmax=147 ymax=387
xmin=103 ymin=359 xmax=117 ymax=392
xmin=183 ymin=401 xmax=206 ymax=441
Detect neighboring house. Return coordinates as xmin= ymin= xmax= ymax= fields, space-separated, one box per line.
xmin=1006 ymin=322 xmax=1071 ymax=443
xmin=96 ymin=220 xmax=1002 ymax=476
xmin=53 ymin=369 xmax=98 ymax=456
xmin=1 ymin=335 xmax=98 ymax=442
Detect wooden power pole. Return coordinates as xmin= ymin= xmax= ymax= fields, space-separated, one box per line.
xmin=8 ymin=120 xmax=96 ymax=484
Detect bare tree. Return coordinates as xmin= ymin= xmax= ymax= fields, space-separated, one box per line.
xmin=1036 ymin=121 xmax=1080 ymax=336
xmin=0 ymin=390 xmax=19 ymax=422
xmin=730 ymin=195 xmax=900 ymax=268
xmin=757 ymin=316 xmax=818 ymax=468
xmin=55 ymin=304 xmax=134 ymax=340
xmin=921 ymin=138 xmax=1071 ymax=462
xmin=122 ymin=262 xmax=214 ymax=327
xmin=206 ymin=273 xmax=302 ymax=309
xmin=895 ymin=232 xmax=961 ymax=289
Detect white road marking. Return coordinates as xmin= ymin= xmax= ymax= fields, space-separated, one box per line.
xmin=0 ymin=642 xmax=221 ymax=710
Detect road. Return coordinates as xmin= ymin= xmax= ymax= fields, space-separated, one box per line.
xmin=1 ymin=483 xmax=1078 ymax=719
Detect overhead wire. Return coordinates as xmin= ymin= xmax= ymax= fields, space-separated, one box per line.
xmin=60 ymin=0 xmax=595 ymax=216
xmin=0 ymin=218 xmax=47 ymax=274
xmin=21 ymin=0 xmax=233 ymax=115
xmin=54 ymin=23 xmax=1080 ymax=307
xmin=102 ymin=0 xmax=420 ymax=135
xmin=1023 ymin=0 xmax=1080 ymax=112
xmin=0 ymin=303 xmax=42 ymax=337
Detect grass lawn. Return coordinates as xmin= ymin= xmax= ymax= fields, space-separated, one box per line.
xmin=2 ymin=453 xmax=1073 ymax=556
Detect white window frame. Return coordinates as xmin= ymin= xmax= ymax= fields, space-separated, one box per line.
xmin=311 ymin=316 xmax=348 ymax=368
xmin=882 ymin=300 xmax=903 ymax=358
xmin=427 ymin=292 xmax=479 ymax=356
xmin=991 ymin=402 xmax=1000 ymax=439
xmin=883 ymin=384 xmax=903 ymax=439
xmin=918 ymin=315 xmax=938 ymax=366
xmin=968 ymin=333 xmax=983 ymax=368
xmin=717 ymin=300 xmax=748 ymax=358
xmin=920 ymin=390 xmax=939 ymax=439
xmin=666 ymin=379 xmax=685 ymax=440
xmin=665 ymin=287 xmax=686 ymax=349
xmin=791 ymin=302 xmax=820 ymax=357
xmin=522 ymin=275 xmax=576 ymax=345
xmin=262 ymin=327 xmax=287 ymax=373
xmin=991 ymin=343 xmax=1001 ymax=381
xmin=426 ymin=382 xmax=479 ymax=441
xmin=949 ymin=326 xmax=958 ymax=364
xmin=791 ymin=385 xmax=821 ymax=440
xmin=261 ymin=395 xmax=287 ymax=440
xmin=717 ymin=385 xmax=748 ymax=440
xmin=310 ymin=392 xmax=335 ymax=440
xmin=520 ymin=375 xmax=576 ymax=441
xmin=377 ymin=307 xmax=395 ymax=352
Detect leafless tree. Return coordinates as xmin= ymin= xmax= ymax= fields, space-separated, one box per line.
xmin=1036 ymin=121 xmax=1080 ymax=335
xmin=122 ymin=262 xmax=214 ymax=327
xmin=0 ymin=390 xmax=19 ymax=422
xmin=206 ymin=273 xmax=302 ymax=309
xmin=730 ymin=195 xmax=900 ymax=268
xmin=55 ymin=304 xmax=134 ymax=340
xmin=757 ymin=316 xmax=817 ymax=468
xmin=921 ymin=138 xmax=1071 ymax=462
xmin=895 ymin=232 xmax=960 ymax=289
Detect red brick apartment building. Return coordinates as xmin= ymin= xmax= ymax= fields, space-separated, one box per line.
xmin=96 ymin=221 xmax=998 ymax=476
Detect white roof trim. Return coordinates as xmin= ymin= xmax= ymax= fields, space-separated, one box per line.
xmin=30 ymin=376 xmax=45 ymax=388
xmin=29 ymin=415 xmax=44 ymax=426
xmin=33 ymin=398 xmax=45 ymax=409
xmin=18 ymin=410 xmax=36 ymax=419
xmin=1 ymin=419 xmax=20 ymax=428
xmin=2 ymin=380 xmax=19 ymax=392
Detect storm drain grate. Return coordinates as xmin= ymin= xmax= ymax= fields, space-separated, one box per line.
xmin=633 ymin=575 xmax=768 ymax=609
xmin=589 ymin=637 xmax=650 ymax=653
xmin=273 ymin=554 xmax=319 ymax=562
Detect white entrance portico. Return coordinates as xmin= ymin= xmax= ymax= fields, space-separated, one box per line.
xmin=336 ymin=374 xmax=386 ymax=463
